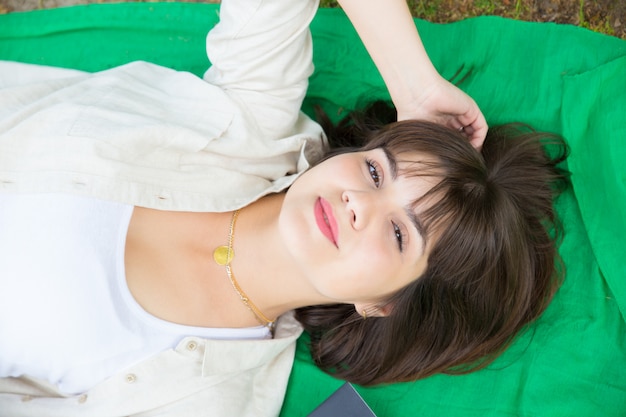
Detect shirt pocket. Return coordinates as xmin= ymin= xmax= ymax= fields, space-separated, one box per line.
xmin=67 ymin=76 xmax=234 ymax=167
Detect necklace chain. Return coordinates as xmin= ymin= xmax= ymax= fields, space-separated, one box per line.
xmin=214 ymin=209 xmax=275 ymax=330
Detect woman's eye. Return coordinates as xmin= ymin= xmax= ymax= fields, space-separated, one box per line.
xmin=366 ymin=159 xmax=382 ymax=188
xmin=392 ymin=222 xmax=406 ymax=252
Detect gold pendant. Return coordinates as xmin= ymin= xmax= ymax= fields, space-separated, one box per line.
xmin=213 ymin=245 xmax=234 ymax=266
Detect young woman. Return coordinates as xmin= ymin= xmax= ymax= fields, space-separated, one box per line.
xmin=0 ymin=0 xmax=565 ymax=415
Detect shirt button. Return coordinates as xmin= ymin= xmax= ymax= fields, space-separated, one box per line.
xmin=187 ymin=341 xmax=198 ymax=351
xmin=77 ymin=394 xmax=88 ymax=404
xmin=126 ymin=373 xmax=137 ymax=384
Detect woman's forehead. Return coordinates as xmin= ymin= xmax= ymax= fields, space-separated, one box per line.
xmin=393 ymin=150 xmax=443 ymax=177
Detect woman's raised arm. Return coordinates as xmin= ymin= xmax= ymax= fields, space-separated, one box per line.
xmin=203 ymin=0 xmax=319 ymax=140
xmin=338 ymin=0 xmax=488 ymax=148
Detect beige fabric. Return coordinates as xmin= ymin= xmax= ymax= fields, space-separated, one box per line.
xmin=0 ymin=0 xmax=325 ymax=213
xmin=0 ymin=0 xmax=320 ymax=415
xmin=0 ymin=313 xmax=303 ymax=416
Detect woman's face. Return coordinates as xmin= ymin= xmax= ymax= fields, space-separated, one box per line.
xmin=279 ymin=147 xmax=441 ymax=312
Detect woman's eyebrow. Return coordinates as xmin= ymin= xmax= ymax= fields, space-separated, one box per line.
xmin=381 ymin=149 xmax=428 ymax=253
xmin=382 ymin=147 xmax=398 ymax=180
xmin=405 ymin=208 xmax=428 ymax=254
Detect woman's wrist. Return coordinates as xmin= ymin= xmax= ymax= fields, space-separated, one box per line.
xmin=337 ymin=0 xmax=442 ymax=113
xmin=388 ymin=68 xmax=443 ymax=120
xmin=337 ymin=0 xmax=488 ymax=144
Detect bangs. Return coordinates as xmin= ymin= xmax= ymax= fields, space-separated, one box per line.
xmin=368 ymin=122 xmax=487 ymax=242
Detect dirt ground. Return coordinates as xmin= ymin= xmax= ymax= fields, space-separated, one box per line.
xmin=0 ymin=0 xmax=624 ymax=39
xmin=424 ymin=0 xmax=625 ymax=39
xmin=0 ymin=0 xmax=216 ymax=11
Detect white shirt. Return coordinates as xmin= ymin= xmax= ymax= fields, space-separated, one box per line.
xmin=0 ymin=0 xmax=320 ymax=415
xmin=0 ymin=193 xmax=271 ymax=395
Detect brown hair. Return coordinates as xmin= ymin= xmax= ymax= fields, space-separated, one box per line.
xmin=296 ymin=103 xmax=569 ymax=386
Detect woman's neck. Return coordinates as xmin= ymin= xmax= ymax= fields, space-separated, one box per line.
xmin=226 ymin=193 xmax=331 ymax=323
xmin=126 ymin=192 xmax=334 ymax=329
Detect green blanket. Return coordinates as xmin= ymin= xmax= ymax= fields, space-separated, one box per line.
xmin=1 ymin=3 xmax=624 ymax=416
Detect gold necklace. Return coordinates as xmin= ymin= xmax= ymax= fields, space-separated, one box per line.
xmin=213 ymin=210 xmax=275 ymax=330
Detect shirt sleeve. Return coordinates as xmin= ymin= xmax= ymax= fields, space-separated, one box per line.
xmin=203 ymin=0 xmax=319 ymax=140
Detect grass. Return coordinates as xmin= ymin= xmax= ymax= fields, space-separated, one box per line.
xmin=1 ymin=0 xmax=623 ymax=39
xmin=320 ymin=0 xmax=625 ymax=40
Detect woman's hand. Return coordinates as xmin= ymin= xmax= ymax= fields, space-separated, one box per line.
xmin=395 ymin=74 xmax=488 ymax=149
xmin=338 ymin=0 xmax=488 ymax=148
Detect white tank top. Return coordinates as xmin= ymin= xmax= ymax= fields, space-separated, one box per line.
xmin=0 ymin=193 xmax=269 ymax=394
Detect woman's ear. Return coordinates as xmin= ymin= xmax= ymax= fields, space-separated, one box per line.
xmin=353 ymin=302 xmax=393 ymax=318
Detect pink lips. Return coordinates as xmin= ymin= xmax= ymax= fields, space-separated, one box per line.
xmin=314 ymin=197 xmax=338 ymax=247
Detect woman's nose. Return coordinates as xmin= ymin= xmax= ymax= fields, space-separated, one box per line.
xmin=342 ymin=189 xmax=377 ymax=230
